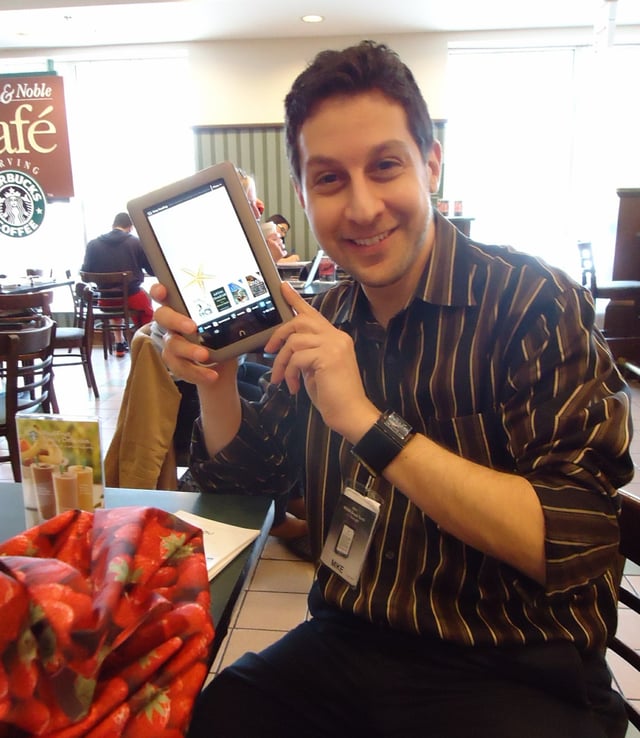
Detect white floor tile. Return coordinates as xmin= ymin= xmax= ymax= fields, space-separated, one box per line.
xmin=217 ymin=628 xmax=289 ymax=672
xmin=250 ymin=558 xmax=315 ymax=594
xmin=234 ymin=590 xmax=308 ymax=631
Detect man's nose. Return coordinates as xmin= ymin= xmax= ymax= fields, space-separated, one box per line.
xmin=345 ymin=177 xmax=383 ymax=223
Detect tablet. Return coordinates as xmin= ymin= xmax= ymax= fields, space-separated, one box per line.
xmin=127 ymin=161 xmax=294 ymax=361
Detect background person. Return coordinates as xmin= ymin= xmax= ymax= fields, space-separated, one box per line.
xmin=154 ymin=41 xmax=633 ymax=738
xmin=237 ymin=170 xmax=299 ymax=264
xmin=265 ymin=213 xmax=291 ymax=245
xmin=81 ymin=211 xmax=154 ymax=356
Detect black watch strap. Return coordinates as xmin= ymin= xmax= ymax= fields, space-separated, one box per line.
xmin=351 ymin=410 xmax=415 ymax=477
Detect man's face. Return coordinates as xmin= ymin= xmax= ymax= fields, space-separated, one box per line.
xmin=295 ymin=91 xmax=441 ymax=300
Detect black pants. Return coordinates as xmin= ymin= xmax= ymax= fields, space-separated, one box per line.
xmin=187 ymin=591 xmax=627 ymax=738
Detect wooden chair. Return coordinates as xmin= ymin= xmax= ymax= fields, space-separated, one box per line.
xmin=51 ymin=283 xmax=100 ymax=399
xmin=80 ymin=270 xmax=140 ymax=358
xmin=0 ymin=288 xmax=99 ymax=401
xmin=579 ymin=242 xmax=640 ymax=301
xmin=0 ymin=315 xmax=57 ymax=481
xmin=609 ymin=488 xmax=640 ymax=732
xmin=0 ymin=291 xmax=59 ymax=413
xmin=0 ymin=290 xmax=55 ymax=319
xmin=579 ymin=242 xmax=640 ymax=376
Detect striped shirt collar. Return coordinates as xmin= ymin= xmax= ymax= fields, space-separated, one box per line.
xmin=333 ymin=211 xmax=477 ymax=330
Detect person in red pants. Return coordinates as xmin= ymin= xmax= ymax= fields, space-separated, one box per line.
xmin=82 ymin=211 xmax=154 ymax=356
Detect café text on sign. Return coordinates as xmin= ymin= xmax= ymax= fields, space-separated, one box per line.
xmin=0 ymin=74 xmax=75 ymax=205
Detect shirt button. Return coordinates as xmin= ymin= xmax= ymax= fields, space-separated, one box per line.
xmin=385 ymin=550 xmax=395 ymax=561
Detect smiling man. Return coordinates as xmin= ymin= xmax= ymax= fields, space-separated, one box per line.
xmin=153 ymin=41 xmax=633 ymax=738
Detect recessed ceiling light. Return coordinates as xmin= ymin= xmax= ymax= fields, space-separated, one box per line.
xmin=301 ymin=14 xmax=324 ymax=23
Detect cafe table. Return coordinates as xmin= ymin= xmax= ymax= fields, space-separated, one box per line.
xmin=0 ymin=482 xmax=274 ymax=663
xmin=0 ymin=276 xmax=74 ymax=295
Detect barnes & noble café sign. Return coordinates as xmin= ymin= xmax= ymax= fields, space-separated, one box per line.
xmin=0 ymin=74 xmax=74 ymax=238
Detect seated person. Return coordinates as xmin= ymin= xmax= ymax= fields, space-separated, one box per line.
xmin=82 ymin=212 xmax=154 ymax=356
xmin=265 ymin=213 xmax=291 ymax=244
xmin=154 ymin=40 xmax=633 ymax=738
xmin=237 ymin=170 xmax=299 ymax=264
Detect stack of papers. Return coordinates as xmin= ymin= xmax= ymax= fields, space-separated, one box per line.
xmin=175 ymin=509 xmax=260 ymax=580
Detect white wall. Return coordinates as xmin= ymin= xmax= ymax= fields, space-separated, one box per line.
xmin=188 ymin=34 xmax=450 ymax=125
xmin=2 ymin=26 xmax=637 ymax=280
xmin=4 ymin=25 xmax=638 ymax=127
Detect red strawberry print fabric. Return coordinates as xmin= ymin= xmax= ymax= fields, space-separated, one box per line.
xmin=0 ymin=507 xmax=214 ymax=737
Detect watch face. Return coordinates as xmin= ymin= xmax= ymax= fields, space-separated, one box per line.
xmin=384 ymin=411 xmax=413 ymax=441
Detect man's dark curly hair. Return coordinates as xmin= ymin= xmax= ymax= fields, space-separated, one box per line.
xmin=284 ymin=40 xmax=434 ymax=185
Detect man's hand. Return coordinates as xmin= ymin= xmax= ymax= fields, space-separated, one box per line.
xmin=264 ymin=283 xmax=378 ymax=443
xmin=149 ymin=282 xmax=238 ymax=388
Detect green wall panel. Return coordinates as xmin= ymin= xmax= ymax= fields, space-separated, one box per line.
xmin=193 ymin=125 xmax=315 ymax=259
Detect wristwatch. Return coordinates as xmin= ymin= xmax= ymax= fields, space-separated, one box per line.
xmin=351 ymin=410 xmax=415 ymax=477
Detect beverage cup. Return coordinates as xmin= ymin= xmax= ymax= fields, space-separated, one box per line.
xmin=21 ymin=463 xmax=39 ymax=526
xmin=31 ymin=463 xmax=57 ymax=520
xmin=260 ymin=221 xmax=277 ymax=238
xmin=67 ymin=465 xmax=94 ymax=511
xmin=53 ymin=470 xmax=79 ymax=514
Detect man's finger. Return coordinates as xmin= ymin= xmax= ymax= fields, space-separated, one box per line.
xmin=281 ymin=280 xmax=314 ymax=313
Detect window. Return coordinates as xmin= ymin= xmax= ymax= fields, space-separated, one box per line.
xmin=444 ymin=44 xmax=640 ymax=282
xmin=0 ymin=53 xmax=194 ymax=308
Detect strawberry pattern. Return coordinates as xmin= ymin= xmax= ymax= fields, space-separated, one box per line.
xmin=0 ymin=507 xmax=214 ymax=737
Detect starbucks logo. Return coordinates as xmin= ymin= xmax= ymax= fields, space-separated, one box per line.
xmin=0 ymin=170 xmax=46 ymax=238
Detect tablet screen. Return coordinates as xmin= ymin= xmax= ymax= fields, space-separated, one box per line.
xmin=144 ymin=177 xmax=282 ymax=350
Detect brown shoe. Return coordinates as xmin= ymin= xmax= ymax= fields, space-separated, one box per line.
xmin=270 ymin=513 xmax=308 ymax=540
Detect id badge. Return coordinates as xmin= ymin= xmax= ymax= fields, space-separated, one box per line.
xmin=320 ymin=485 xmax=380 ymax=587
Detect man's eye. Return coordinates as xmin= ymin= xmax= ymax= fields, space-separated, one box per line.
xmin=315 ymin=172 xmax=338 ymax=186
xmin=375 ymin=159 xmax=401 ymax=173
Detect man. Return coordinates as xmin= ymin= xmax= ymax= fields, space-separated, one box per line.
xmin=152 ymin=41 xmax=633 ymax=737
xmin=82 ymin=211 xmax=154 ymax=356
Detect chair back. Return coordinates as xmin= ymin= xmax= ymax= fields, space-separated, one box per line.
xmin=50 ymin=283 xmax=99 ymax=399
xmin=77 ymin=283 xmax=96 ymax=336
xmin=0 ymin=315 xmax=57 ymax=481
xmin=72 ymin=283 xmax=97 ymax=355
xmin=26 ymin=268 xmax=52 ymax=278
xmin=0 ymin=290 xmax=54 ymax=318
xmin=79 ymin=270 xmax=138 ymax=357
xmin=578 ymin=242 xmax=597 ymax=291
xmin=80 ymin=270 xmax=133 ymax=301
xmin=609 ymin=489 xmax=640 ymax=731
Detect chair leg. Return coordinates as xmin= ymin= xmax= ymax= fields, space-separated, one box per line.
xmin=82 ymin=347 xmax=100 ymax=398
xmin=102 ymin=326 xmax=109 ymax=359
xmin=7 ymin=423 xmax=22 ymax=482
xmin=48 ymin=376 xmax=60 ymax=414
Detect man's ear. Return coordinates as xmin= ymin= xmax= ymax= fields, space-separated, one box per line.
xmin=427 ymin=140 xmax=443 ymax=195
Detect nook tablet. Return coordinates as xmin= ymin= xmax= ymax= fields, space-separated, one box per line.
xmin=127 ymin=161 xmax=294 ymax=361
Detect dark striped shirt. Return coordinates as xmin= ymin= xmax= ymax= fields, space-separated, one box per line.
xmin=191 ymin=214 xmax=633 ymax=651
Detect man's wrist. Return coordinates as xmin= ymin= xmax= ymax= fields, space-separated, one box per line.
xmin=351 ymin=410 xmax=415 ymax=477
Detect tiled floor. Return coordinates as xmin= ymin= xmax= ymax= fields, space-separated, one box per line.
xmin=1 ymin=346 xmax=638 ymax=729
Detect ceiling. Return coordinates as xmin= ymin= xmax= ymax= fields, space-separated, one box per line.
xmin=1 ymin=0 xmax=639 ymax=51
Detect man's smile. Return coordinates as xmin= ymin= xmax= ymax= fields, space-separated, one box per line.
xmin=347 ymin=227 xmax=396 ymax=247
